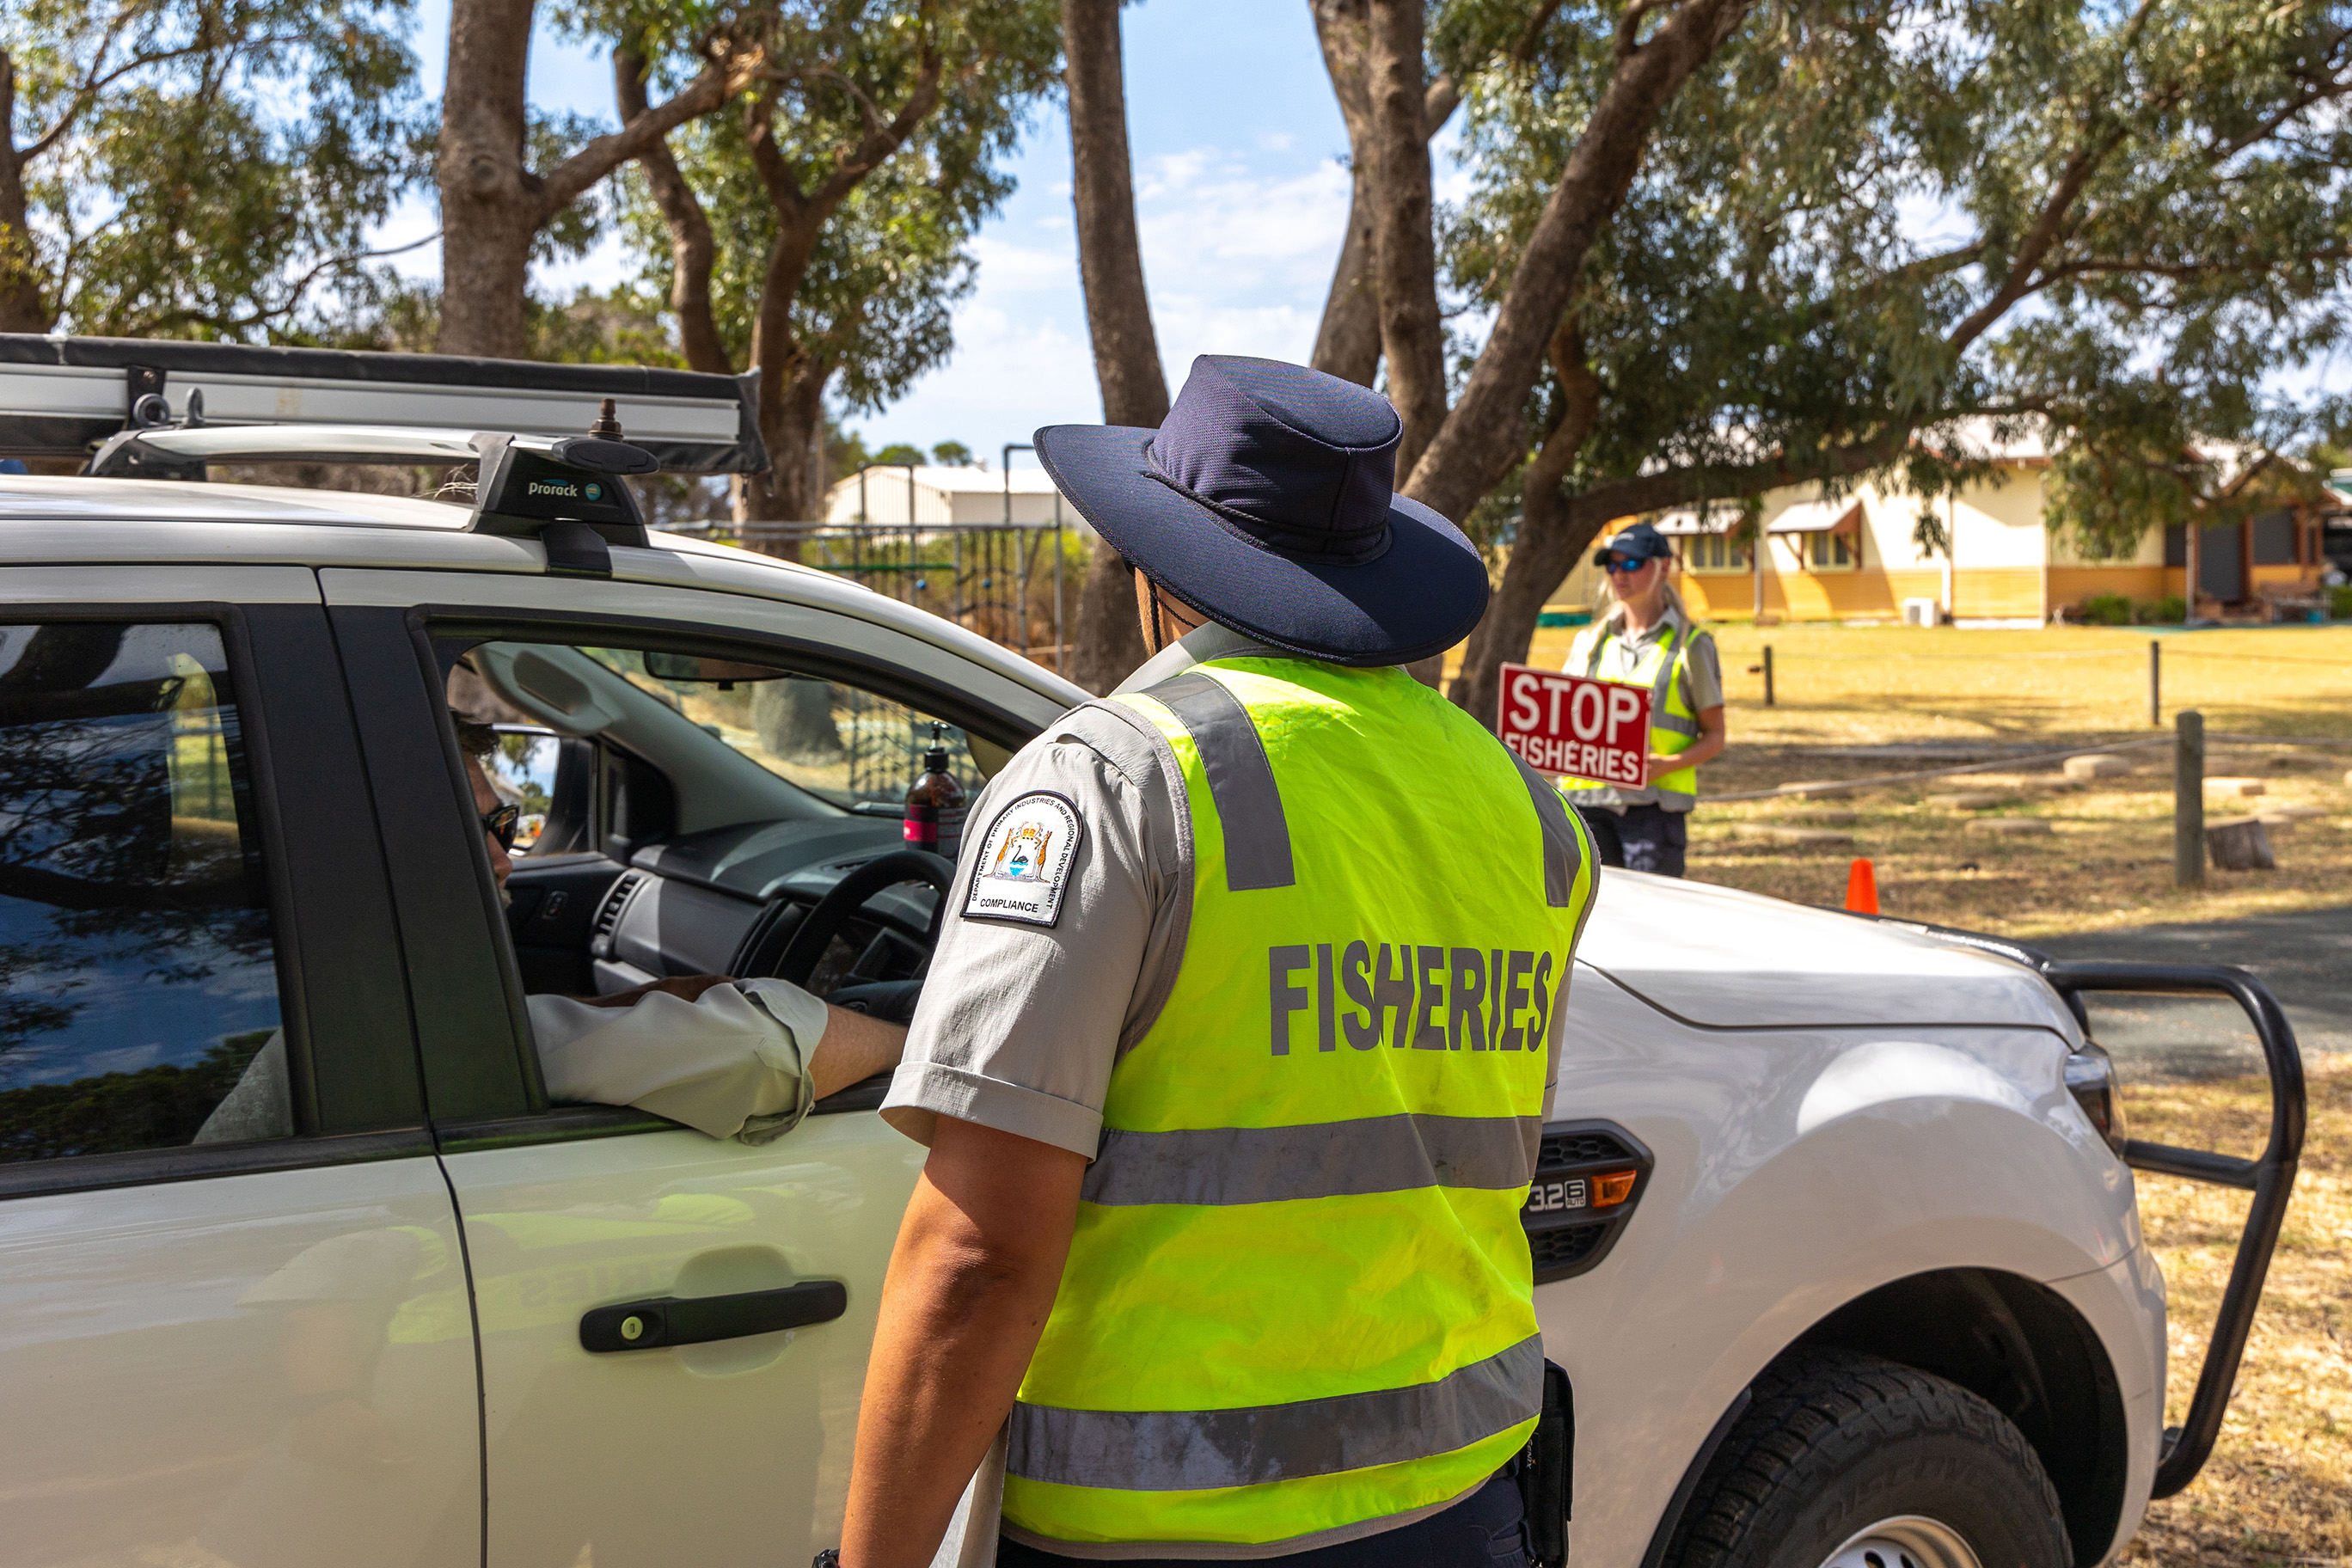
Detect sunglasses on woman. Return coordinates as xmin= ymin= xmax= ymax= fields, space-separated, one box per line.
xmin=1596 ymin=554 xmax=1657 ymax=574
xmin=479 ymin=801 xmax=521 ymax=852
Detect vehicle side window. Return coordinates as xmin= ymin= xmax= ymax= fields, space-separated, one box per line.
xmin=0 ymin=622 xmax=289 ymax=1162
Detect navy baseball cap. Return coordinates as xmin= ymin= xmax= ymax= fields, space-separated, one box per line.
xmin=1032 ymin=356 xmax=1489 ymax=667
xmin=1593 ymin=522 xmax=1673 ymax=567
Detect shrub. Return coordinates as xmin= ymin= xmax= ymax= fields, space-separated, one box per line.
xmin=2333 ymin=585 xmax=2352 ymax=620
xmin=2079 ymin=591 xmax=2134 ymax=625
xmin=2135 ymin=594 xmax=2187 ymax=624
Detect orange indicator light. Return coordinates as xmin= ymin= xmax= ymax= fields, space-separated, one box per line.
xmin=1592 ymin=1170 xmax=1638 ymax=1208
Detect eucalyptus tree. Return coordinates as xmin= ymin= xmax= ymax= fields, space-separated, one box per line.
xmin=1434 ymin=0 xmax=2352 ymax=726
xmin=0 ymin=0 xmax=421 ymax=336
xmin=434 ymin=0 xmax=766 ymax=358
xmin=616 ymin=0 xmax=1059 ymax=524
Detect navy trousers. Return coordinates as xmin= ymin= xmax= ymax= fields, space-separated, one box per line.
xmin=1574 ymin=803 xmax=1687 ymax=878
xmin=998 ymin=1473 xmax=1529 ymax=1568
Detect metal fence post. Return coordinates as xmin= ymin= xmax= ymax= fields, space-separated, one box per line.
xmin=1762 ymin=644 xmax=1775 ymax=707
xmin=2149 ymin=640 xmax=2161 ymax=726
xmin=2175 ymin=709 xmax=2205 ymax=886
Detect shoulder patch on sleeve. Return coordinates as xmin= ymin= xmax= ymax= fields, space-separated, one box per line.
xmin=963 ymin=790 xmax=1085 ymax=928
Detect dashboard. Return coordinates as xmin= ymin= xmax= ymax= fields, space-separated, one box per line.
xmin=511 ymin=816 xmax=945 ymax=1002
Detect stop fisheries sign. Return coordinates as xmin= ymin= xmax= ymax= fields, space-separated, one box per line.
xmin=1498 ymin=664 xmax=1651 ymax=785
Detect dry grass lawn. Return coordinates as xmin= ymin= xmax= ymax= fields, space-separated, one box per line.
xmin=2122 ymin=1059 xmax=2352 ymax=1568
xmin=1518 ymin=623 xmax=2352 ymax=939
xmin=1509 ymin=623 xmax=2351 ymax=1559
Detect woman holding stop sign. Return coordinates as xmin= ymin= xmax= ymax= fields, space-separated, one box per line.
xmin=1555 ymin=522 xmax=1729 ymax=877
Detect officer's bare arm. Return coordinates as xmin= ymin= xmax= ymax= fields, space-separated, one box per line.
xmin=842 ymin=1116 xmax=1087 ymax=1568
xmin=809 ymin=1005 xmax=909 ymax=1099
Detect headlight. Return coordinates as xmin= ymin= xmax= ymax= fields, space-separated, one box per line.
xmin=2064 ymin=1044 xmax=2128 ymax=1157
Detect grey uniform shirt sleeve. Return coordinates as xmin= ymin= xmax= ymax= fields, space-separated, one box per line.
xmin=1680 ymin=630 xmax=1724 ymax=712
xmin=882 ymin=703 xmax=1191 ymax=1160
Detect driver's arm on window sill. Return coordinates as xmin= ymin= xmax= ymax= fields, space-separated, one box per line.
xmin=529 ymin=977 xmax=906 ymax=1140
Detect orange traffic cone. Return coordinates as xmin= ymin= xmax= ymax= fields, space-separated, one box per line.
xmin=1845 ymin=858 xmax=1879 ymax=915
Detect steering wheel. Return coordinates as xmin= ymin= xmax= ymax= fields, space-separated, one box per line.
xmin=745 ymin=848 xmax=957 ymax=993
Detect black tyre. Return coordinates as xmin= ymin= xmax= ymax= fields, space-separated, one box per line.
xmin=1667 ymin=1351 xmax=2071 ymax=1568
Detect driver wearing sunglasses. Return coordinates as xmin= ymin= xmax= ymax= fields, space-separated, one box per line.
xmin=457 ymin=719 xmax=910 ymax=1142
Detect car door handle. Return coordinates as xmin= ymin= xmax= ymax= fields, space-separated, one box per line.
xmin=579 ymin=1281 xmax=848 ymax=1353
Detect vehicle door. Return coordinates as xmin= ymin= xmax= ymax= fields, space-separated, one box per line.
xmin=0 ymin=567 xmax=478 ymax=1568
xmin=316 ymin=563 xmax=1062 ymax=1568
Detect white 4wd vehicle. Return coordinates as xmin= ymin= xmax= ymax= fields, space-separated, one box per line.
xmin=0 ymin=340 xmax=2305 ymax=1568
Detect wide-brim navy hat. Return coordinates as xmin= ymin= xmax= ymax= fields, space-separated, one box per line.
xmin=1032 ymin=356 xmax=1489 ymax=667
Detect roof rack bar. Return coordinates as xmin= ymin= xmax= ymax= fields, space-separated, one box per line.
xmin=0 ymin=334 xmax=767 ymax=475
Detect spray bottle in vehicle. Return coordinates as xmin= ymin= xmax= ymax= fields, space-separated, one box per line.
xmin=903 ymin=722 xmax=967 ymax=863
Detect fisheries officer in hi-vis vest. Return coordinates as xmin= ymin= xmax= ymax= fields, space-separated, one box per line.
xmin=837 ymin=357 xmax=1597 ymax=1568
xmin=1553 ymin=523 xmax=1728 ymax=879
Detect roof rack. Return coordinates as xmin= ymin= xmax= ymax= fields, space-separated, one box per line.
xmin=0 ymin=334 xmax=767 ymax=474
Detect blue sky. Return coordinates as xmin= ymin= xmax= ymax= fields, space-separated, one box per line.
xmin=386 ymin=0 xmax=1386 ymax=470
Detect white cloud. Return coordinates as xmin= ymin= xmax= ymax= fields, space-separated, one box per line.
xmin=965 ymin=233 xmax=1077 ymax=293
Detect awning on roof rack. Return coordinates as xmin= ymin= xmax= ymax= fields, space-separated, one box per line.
xmin=0 ymin=334 xmax=766 ymax=474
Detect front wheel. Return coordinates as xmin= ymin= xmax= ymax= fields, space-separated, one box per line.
xmin=1667 ymin=1351 xmax=2070 ymax=1568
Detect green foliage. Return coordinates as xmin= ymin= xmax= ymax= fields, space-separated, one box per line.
xmin=1437 ymin=0 xmax=2352 ymax=557
xmin=2138 ymin=595 xmax=2188 ymax=624
xmin=2333 ymin=585 xmax=2352 ymax=618
xmin=2077 ymin=591 xmax=2134 ymax=626
xmin=0 ymin=1029 xmax=273 ymax=1161
xmin=930 ymin=439 xmax=975 ymax=467
xmin=609 ymin=0 xmax=1060 ymax=407
xmin=4 ymin=0 xmax=429 ymax=336
xmin=870 ymin=442 xmax=926 ymax=467
xmin=825 ymin=415 xmax=873 ymax=483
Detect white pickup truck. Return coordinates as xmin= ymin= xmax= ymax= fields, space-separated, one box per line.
xmin=0 ymin=338 xmax=2305 ymax=1568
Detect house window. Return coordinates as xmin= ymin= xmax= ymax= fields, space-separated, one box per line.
xmin=1805 ymin=531 xmax=1858 ymax=571
xmin=1689 ymin=534 xmax=1749 ymax=573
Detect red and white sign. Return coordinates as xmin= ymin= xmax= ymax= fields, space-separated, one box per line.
xmin=1498 ymin=664 xmax=1651 ymax=785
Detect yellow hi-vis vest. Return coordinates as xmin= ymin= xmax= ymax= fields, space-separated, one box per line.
xmin=1001 ymin=656 xmax=1596 ymax=1553
xmin=1557 ymin=618 xmax=1703 ymax=810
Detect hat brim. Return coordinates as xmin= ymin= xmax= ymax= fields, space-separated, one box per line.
xmin=1033 ymin=422 xmax=1489 ymax=668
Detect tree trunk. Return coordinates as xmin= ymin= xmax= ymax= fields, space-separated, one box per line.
xmin=1404 ymin=0 xmax=1753 ymax=524
xmin=436 ymin=0 xmax=540 ymax=358
xmin=1062 ymin=0 xmax=1162 ymax=693
xmin=1308 ymin=3 xmax=1381 ymax=386
xmin=1448 ymin=326 xmax=1604 ymax=726
xmin=619 ymin=50 xmax=729 ymax=377
xmin=1366 ymin=0 xmax=1447 ymax=475
xmin=738 ymin=322 xmax=828 ymax=526
xmin=0 ymin=54 xmax=52 ymax=332
xmin=1313 ymin=164 xmax=1383 ymax=387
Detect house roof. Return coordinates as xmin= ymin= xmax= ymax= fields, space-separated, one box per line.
xmin=1651 ymin=498 xmax=1861 ymax=535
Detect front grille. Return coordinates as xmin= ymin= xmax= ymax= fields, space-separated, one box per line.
xmin=1528 ymin=1224 xmax=1603 ymax=1274
xmin=1538 ymin=1129 xmax=1635 ymax=1168
xmin=1522 ymin=1119 xmax=1651 ymax=1284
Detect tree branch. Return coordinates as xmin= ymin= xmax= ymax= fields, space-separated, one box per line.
xmin=536 ymin=35 xmax=763 ymax=224
xmin=617 ymin=48 xmax=730 ymax=376
xmin=1406 ymin=0 xmax=1754 ymax=523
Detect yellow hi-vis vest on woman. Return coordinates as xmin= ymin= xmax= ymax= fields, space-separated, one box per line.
xmin=1002 ymin=655 xmax=1596 ymax=1553
xmin=1557 ymin=618 xmax=1703 ymax=810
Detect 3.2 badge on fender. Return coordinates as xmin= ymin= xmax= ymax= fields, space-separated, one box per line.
xmin=963 ymin=791 xmax=1084 ymax=928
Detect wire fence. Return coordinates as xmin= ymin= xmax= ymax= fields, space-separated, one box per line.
xmin=669 ymin=520 xmax=1084 ymax=676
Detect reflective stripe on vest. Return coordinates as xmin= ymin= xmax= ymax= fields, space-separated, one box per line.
xmin=1557 ymin=620 xmax=1702 ymax=809
xmin=1003 ymin=658 xmax=1594 ymax=1553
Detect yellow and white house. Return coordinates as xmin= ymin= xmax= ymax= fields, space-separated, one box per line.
xmin=1549 ymin=429 xmax=2331 ymax=624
